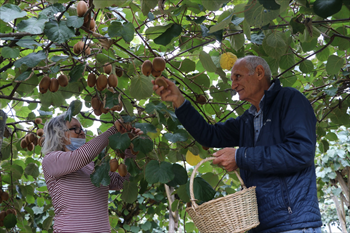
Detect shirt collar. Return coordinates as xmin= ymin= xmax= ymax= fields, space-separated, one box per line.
xmin=248 ymin=82 xmax=275 ymax=115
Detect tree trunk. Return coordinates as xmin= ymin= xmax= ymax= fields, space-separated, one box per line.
xmin=332 ymin=196 xmax=347 ymax=232
xmin=165 ymin=185 xmax=178 ymax=232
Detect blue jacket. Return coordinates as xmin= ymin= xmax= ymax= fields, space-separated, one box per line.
xmin=175 ymin=79 xmax=322 ymax=233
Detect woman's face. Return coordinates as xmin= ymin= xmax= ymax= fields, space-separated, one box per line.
xmin=65 ymin=118 xmax=86 ymax=142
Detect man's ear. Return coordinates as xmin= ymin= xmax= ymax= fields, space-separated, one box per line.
xmin=256 ymin=65 xmax=265 ymax=80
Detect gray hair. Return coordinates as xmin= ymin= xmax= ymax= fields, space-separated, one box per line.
xmin=237 ymin=56 xmax=272 ymax=82
xmin=41 ymin=114 xmax=68 ymax=155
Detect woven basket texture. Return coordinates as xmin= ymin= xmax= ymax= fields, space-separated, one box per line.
xmin=186 ymin=157 xmax=259 ymax=233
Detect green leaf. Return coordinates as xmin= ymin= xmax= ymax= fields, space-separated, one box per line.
xmin=16 ymin=36 xmax=41 ymax=49
xmin=290 ymin=16 xmax=305 ymax=34
xmin=325 ymin=132 xmax=338 ymax=141
xmin=154 ymin=24 xmax=182 ymax=46
xmin=132 ymin=136 xmax=153 ymax=154
xmin=299 ymin=60 xmax=314 ymax=73
xmin=313 ymin=0 xmax=342 ymax=18
xmin=201 ymin=0 xmax=227 ymax=11
xmin=109 ymin=133 xmax=131 ymax=151
xmin=94 ymin=0 xmax=131 ymax=9
xmin=179 ymin=59 xmax=196 ymax=73
xmin=199 ymin=51 xmax=217 ymax=72
xmin=167 ymin=164 xmax=188 ymax=187
xmin=24 ymin=163 xmax=39 ymax=178
xmin=44 ymin=20 xmax=75 ymax=43
xmin=250 ymin=30 xmax=265 ymax=45
xmin=15 ymin=71 xmax=32 ymax=82
xmin=326 ymin=55 xmax=345 ymax=75
xmin=129 ymin=74 xmax=153 ymax=100
xmin=164 ymin=129 xmax=188 ymax=143
xmin=262 ymin=32 xmax=288 ymax=59
xmin=42 ymin=216 xmax=53 ymax=230
xmin=279 ymin=53 xmax=295 ymax=70
xmin=134 ymin=123 xmax=157 ymax=134
xmin=1 ymin=47 xmax=20 ymax=59
xmin=90 ymin=158 xmax=111 ymax=187
xmin=121 ymin=181 xmax=138 ymax=203
xmin=209 ymin=12 xmax=233 ymax=33
xmin=14 ymin=50 xmax=46 ymax=68
xmin=186 ymin=15 xmax=206 ymax=24
xmin=187 ymin=177 xmax=216 ymax=202
xmin=316 ymin=47 xmax=330 ymax=62
xmin=17 ymin=14 xmax=48 ymax=34
xmin=69 ymin=64 xmax=86 ymax=83
xmin=229 ymin=25 xmax=245 ymax=51
xmin=65 ymin=100 xmax=82 ymax=122
xmin=3 ymin=214 xmax=17 ymax=229
xmin=244 ymin=0 xmax=280 ymax=27
xmin=177 ymin=184 xmax=190 ymax=203
xmin=259 ymin=0 xmax=280 ymax=10
xmin=145 ymin=160 xmax=175 ymax=184
xmin=125 ymin=158 xmax=140 ymax=177
xmin=105 ymin=92 xmax=119 ymax=108
xmin=183 ymin=73 xmax=210 ymax=93
xmin=0 ymin=4 xmax=27 ymax=23
xmin=66 ymin=16 xmax=84 ymax=28
xmin=39 ymin=3 xmax=65 ymax=17
xmin=108 ymin=22 xmax=135 ymax=43
xmin=141 ymin=0 xmax=158 ymax=16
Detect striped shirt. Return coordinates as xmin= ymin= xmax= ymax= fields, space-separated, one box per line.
xmin=42 ymin=127 xmax=128 ymax=233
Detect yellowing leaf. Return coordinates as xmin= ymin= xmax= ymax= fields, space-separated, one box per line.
xmin=186 ymin=150 xmax=202 ymax=166
xmin=147 ymin=128 xmax=160 ymax=139
xmin=220 ymin=52 xmax=237 ymax=70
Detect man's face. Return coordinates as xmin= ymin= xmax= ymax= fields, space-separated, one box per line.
xmin=230 ymin=60 xmax=261 ymax=103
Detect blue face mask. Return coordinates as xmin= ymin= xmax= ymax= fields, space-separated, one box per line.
xmin=65 ymin=138 xmax=86 ymax=151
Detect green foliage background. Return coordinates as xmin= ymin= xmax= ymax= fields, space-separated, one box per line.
xmin=1 ymin=0 xmax=350 ymax=232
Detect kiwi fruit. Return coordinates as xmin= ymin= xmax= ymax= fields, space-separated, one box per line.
xmin=151 ymin=70 xmax=162 ymax=78
xmin=108 ymin=74 xmax=118 ymax=88
xmin=110 ymin=159 xmax=119 ymax=172
xmin=33 ymin=136 xmax=38 ymax=146
xmin=155 ymin=77 xmax=168 ymax=89
xmin=73 ymin=41 xmax=84 ymax=54
xmin=84 ymin=46 xmax=91 ymax=56
xmin=25 ymin=134 xmax=31 ymax=144
xmin=103 ymin=63 xmax=112 ymax=74
xmin=37 ymin=129 xmax=44 ymax=137
xmin=6 ymin=209 xmax=16 ymax=216
xmin=91 ymin=96 xmax=101 ymax=110
xmin=1 ymin=192 xmax=9 ymax=202
xmin=28 ymin=133 xmax=36 ymax=143
xmin=196 ymin=95 xmax=206 ymax=104
xmin=38 ymin=137 xmax=45 ymax=147
xmin=49 ymin=78 xmax=59 ymax=92
xmin=118 ymin=164 xmax=127 ymax=177
xmin=152 ymin=57 xmax=166 ymax=72
xmin=27 ymin=143 xmax=34 ymax=151
xmin=76 ymin=1 xmax=88 ymax=17
xmin=130 ymin=143 xmax=139 ymax=155
xmin=111 ymin=104 xmax=122 ymax=112
xmin=39 ymin=75 xmax=51 ymax=94
xmin=35 ymin=118 xmax=42 ymax=124
xmin=0 ymin=211 xmax=6 ymax=221
xmin=94 ymin=108 xmax=102 ymax=116
xmin=115 ymin=67 xmax=123 ymax=77
xmin=96 ymin=74 xmax=108 ymax=91
xmin=87 ymin=73 xmax=96 ymax=87
xmin=141 ymin=60 xmax=153 ymax=76
xmin=58 ymin=74 xmax=68 ymax=87
xmin=20 ymin=139 xmax=28 ymax=149
xmin=90 ymin=19 xmax=96 ymax=31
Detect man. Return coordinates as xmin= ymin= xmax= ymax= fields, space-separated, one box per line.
xmin=153 ymin=56 xmax=322 ymax=233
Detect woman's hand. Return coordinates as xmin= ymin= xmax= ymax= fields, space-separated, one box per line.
xmin=114 ymin=119 xmax=144 ymax=135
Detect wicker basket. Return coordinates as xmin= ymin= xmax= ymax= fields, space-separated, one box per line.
xmin=186 ymin=157 xmax=259 ymax=233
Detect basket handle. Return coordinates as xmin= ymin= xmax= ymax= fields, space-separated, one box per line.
xmin=189 ymin=157 xmax=246 ymax=209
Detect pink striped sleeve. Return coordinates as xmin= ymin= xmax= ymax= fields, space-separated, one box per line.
xmin=42 ymin=126 xmax=117 ymax=178
xmin=109 ymin=172 xmax=129 ymax=190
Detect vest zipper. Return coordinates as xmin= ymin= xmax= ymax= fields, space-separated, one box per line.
xmin=279 ymin=177 xmax=293 ymax=215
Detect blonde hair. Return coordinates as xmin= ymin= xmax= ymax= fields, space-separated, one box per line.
xmin=41 ymin=114 xmax=68 ymax=155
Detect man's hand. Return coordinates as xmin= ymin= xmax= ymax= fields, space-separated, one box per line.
xmin=152 ymin=77 xmax=185 ymax=108
xmin=212 ymin=148 xmax=238 ymax=172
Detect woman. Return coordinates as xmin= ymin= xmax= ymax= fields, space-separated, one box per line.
xmin=42 ymin=114 xmax=142 ymax=232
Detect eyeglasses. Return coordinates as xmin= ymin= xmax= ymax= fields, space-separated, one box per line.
xmin=67 ymin=127 xmax=86 ymax=134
